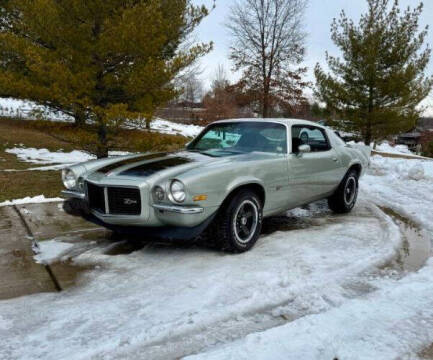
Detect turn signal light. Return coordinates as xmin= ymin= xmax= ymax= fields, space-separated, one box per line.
xmin=193 ymin=195 xmax=208 ymax=202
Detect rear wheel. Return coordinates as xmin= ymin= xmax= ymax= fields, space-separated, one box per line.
xmin=328 ymin=170 xmax=359 ymax=214
xmin=211 ymin=190 xmax=263 ymax=253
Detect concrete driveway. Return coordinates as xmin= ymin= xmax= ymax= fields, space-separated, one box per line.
xmin=0 ymin=202 xmax=105 ymax=300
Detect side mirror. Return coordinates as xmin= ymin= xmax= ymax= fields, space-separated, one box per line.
xmin=298 ymin=144 xmax=311 ymax=154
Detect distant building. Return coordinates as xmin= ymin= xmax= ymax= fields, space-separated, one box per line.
xmin=417 ymin=117 xmax=433 ymax=132
xmin=156 ymin=101 xmax=206 ymax=123
xmin=396 ymin=131 xmax=422 ymax=151
xmin=395 ymin=117 xmax=433 ymax=151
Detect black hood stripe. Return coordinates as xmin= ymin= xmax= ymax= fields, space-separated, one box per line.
xmin=97 ymin=153 xmax=169 ymax=175
xmin=119 ymin=157 xmax=195 ymax=177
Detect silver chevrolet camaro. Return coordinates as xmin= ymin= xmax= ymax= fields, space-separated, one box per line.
xmin=62 ymin=119 xmax=370 ymax=252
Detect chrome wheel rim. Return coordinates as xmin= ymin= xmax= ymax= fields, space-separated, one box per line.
xmin=344 ymin=176 xmax=357 ymax=206
xmin=233 ymin=200 xmax=259 ymax=244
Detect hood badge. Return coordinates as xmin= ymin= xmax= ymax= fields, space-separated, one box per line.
xmin=123 ymin=198 xmax=138 ymax=205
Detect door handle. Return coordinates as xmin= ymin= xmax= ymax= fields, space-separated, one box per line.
xmin=332 ymin=157 xmax=338 ymax=162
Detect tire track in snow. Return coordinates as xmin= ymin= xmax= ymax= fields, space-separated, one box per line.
xmin=105 ymin=201 xmax=407 ymax=360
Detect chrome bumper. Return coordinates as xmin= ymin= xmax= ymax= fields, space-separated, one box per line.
xmin=152 ymin=204 xmax=204 ymax=214
xmin=61 ymin=190 xmax=86 ymax=200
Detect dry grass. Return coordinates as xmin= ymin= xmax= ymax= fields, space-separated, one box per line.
xmin=0 ymin=118 xmax=188 ymax=202
xmin=419 ymin=344 xmax=433 ymax=359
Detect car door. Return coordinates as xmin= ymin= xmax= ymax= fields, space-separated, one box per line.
xmin=286 ymin=125 xmax=343 ymax=208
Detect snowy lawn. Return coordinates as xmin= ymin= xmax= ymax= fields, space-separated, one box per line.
xmin=150 ymin=118 xmax=203 ymax=137
xmin=1 ymin=97 xmax=203 ymax=138
xmin=5 ymin=147 xmax=130 ymax=170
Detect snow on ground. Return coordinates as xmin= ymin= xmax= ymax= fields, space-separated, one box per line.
xmin=365 ymin=155 xmax=433 ymax=232
xmin=150 ymin=118 xmax=203 ymax=137
xmin=0 ymin=153 xmax=432 ymax=359
xmin=187 ymin=260 xmax=433 ymax=360
xmin=0 ymin=195 xmax=63 ymax=207
xmin=186 ymin=155 xmax=433 ymax=360
xmin=6 ymin=148 xmax=94 ymax=165
xmin=348 ymin=140 xmax=427 ymax=158
xmin=0 ymin=201 xmax=404 ymax=360
xmin=33 ymin=240 xmax=75 ymax=265
xmin=4 ymin=147 xmax=131 ymax=170
xmin=375 ymin=141 xmax=413 ymax=155
xmin=0 ymin=98 xmax=72 ymax=122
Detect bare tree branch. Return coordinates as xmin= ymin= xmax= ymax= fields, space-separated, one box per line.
xmin=227 ymin=0 xmax=308 ymax=117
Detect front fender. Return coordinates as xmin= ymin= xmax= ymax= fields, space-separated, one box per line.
xmin=225 ymin=176 xmax=265 ymax=197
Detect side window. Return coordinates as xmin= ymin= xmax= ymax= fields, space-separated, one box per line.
xmin=292 ymin=126 xmax=331 ymax=153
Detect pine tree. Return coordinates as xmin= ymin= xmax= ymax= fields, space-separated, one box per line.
xmin=315 ymin=0 xmax=433 ymax=144
xmin=0 ymin=0 xmax=211 ymax=157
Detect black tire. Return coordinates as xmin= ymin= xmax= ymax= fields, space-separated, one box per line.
xmin=63 ymin=198 xmax=84 ymax=216
xmin=328 ymin=170 xmax=359 ymax=214
xmin=211 ymin=190 xmax=263 ymax=253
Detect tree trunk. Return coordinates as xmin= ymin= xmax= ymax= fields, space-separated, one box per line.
xmin=146 ymin=117 xmax=151 ymax=130
xmin=73 ymin=108 xmax=86 ymax=127
xmin=262 ymin=82 xmax=270 ymax=118
xmin=364 ymin=121 xmax=372 ymax=145
xmin=96 ymin=122 xmax=109 ymax=158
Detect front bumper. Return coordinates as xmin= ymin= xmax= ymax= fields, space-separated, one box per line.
xmin=152 ymin=204 xmax=204 ymax=214
xmin=63 ymin=198 xmax=216 ymax=240
xmin=62 ymin=188 xmax=217 ymax=239
xmin=62 ymin=190 xmax=205 ymax=215
xmin=62 ymin=190 xmax=85 ymax=200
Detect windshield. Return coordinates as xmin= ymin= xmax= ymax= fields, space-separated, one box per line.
xmin=187 ymin=122 xmax=287 ymax=156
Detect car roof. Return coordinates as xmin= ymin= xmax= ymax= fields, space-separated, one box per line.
xmin=213 ymin=118 xmax=325 ymax=129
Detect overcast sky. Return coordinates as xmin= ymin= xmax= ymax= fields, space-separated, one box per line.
xmin=192 ymin=0 xmax=433 ymax=115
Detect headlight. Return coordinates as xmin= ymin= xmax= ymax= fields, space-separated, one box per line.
xmin=153 ymin=186 xmax=165 ymax=202
xmin=62 ymin=168 xmax=77 ymax=189
xmin=170 ymin=180 xmax=186 ymax=203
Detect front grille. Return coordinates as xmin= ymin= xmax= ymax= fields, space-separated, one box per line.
xmin=107 ymin=187 xmax=141 ymax=215
xmin=86 ymin=182 xmax=141 ymax=216
xmin=87 ymin=182 xmax=106 ymax=214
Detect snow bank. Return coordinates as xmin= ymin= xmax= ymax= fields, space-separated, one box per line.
xmin=375 ymin=141 xmax=413 ymax=155
xmin=369 ymin=155 xmax=433 ymax=181
xmin=348 ymin=140 xmax=426 ymax=158
xmin=362 ymin=156 xmax=433 ymax=236
xmin=0 ymin=195 xmax=63 ymax=207
xmin=33 ymin=240 xmax=75 ymax=265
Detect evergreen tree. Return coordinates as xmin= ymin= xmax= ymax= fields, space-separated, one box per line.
xmin=0 ymin=0 xmax=211 ymax=157
xmin=315 ymin=0 xmax=433 ymax=144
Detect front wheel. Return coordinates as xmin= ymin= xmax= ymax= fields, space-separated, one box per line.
xmin=328 ymin=170 xmax=359 ymax=214
xmin=212 ymin=190 xmax=263 ymax=253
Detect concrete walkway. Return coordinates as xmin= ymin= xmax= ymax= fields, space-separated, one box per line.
xmin=0 ymin=206 xmax=56 ymax=299
xmin=0 ymin=202 xmax=105 ymax=300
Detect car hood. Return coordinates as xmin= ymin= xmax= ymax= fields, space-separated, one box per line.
xmin=85 ymin=150 xmax=283 ymax=183
xmin=85 ymin=151 xmax=223 ymax=182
